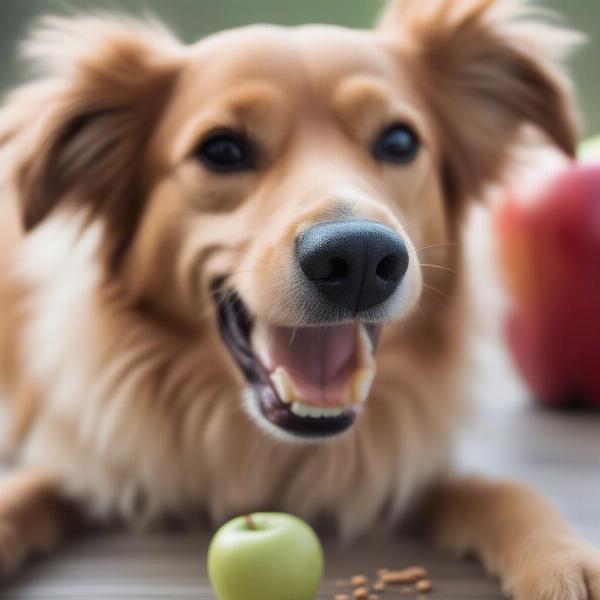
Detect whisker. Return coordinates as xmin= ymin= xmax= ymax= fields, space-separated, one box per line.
xmin=420 ymin=263 xmax=458 ymax=275
xmin=411 ymin=242 xmax=458 ymax=255
xmin=222 ymin=269 xmax=263 ymax=277
xmin=423 ymin=282 xmax=450 ymax=301
xmin=218 ymin=245 xmax=264 ymax=262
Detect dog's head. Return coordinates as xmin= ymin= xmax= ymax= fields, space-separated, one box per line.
xmin=10 ymin=1 xmax=578 ymax=441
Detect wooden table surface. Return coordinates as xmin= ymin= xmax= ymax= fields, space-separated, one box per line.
xmin=3 ymin=210 xmax=600 ymax=600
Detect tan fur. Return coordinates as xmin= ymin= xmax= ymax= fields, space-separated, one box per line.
xmin=379 ymin=0 xmax=580 ymax=208
xmin=0 ymin=1 xmax=598 ymax=596
xmin=0 ymin=471 xmax=75 ymax=575
xmin=433 ymin=476 xmax=600 ymax=599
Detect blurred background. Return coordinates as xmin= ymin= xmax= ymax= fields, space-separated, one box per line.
xmin=0 ymin=0 xmax=598 ymax=136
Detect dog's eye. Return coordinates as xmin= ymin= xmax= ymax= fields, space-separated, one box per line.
xmin=196 ymin=133 xmax=253 ymax=172
xmin=373 ymin=124 xmax=420 ymax=164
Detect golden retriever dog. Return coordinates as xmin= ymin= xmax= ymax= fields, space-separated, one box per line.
xmin=0 ymin=0 xmax=599 ymax=596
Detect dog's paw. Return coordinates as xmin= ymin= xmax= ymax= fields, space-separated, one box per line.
xmin=584 ymin=552 xmax=600 ymax=600
xmin=508 ymin=542 xmax=600 ymax=600
xmin=0 ymin=520 xmax=25 ymax=577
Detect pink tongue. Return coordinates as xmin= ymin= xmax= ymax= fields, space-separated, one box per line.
xmin=266 ymin=324 xmax=358 ymax=405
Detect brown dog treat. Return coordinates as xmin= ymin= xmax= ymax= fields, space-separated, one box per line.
xmin=406 ymin=566 xmax=428 ymax=579
xmin=351 ymin=575 xmax=368 ymax=587
xmin=353 ymin=587 xmax=369 ymax=599
xmin=373 ymin=581 xmax=385 ymax=592
xmin=334 ymin=595 xmax=350 ymax=600
xmin=376 ymin=568 xmax=388 ymax=578
xmin=416 ymin=579 xmax=433 ymax=593
xmin=382 ymin=565 xmax=428 ymax=584
xmin=381 ymin=570 xmax=415 ymax=584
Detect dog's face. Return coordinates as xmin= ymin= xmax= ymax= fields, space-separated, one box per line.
xmin=13 ymin=1 xmax=576 ymax=441
xmin=137 ymin=25 xmax=438 ymax=440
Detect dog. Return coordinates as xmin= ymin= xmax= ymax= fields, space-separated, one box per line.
xmin=0 ymin=0 xmax=599 ymax=597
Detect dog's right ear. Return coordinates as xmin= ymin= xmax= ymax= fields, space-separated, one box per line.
xmin=377 ymin=0 xmax=581 ymax=207
xmin=7 ymin=14 xmax=182 ymax=265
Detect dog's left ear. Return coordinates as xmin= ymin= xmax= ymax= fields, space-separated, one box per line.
xmin=11 ymin=14 xmax=183 ymax=266
xmin=378 ymin=0 xmax=581 ymax=204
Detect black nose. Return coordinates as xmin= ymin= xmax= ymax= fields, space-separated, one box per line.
xmin=296 ymin=220 xmax=409 ymax=314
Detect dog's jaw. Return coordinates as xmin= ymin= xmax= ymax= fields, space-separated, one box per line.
xmin=241 ymin=387 xmax=357 ymax=444
xmin=215 ymin=287 xmax=382 ymax=442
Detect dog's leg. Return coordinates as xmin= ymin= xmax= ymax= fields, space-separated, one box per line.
xmin=430 ymin=476 xmax=600 ymax=600
xmin=0 ymin=469 xmax=78 ymax=576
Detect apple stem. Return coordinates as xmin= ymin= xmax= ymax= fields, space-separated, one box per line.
xmin=244 ymin=514 xmax=257 ymax=530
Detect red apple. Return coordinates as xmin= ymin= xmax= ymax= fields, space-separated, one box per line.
xmin=496 ymin=162 xmax=600 ymax=407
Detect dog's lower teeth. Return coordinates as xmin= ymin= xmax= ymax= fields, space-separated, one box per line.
xmin=290 ymin=402 xmax=346 ymax=419
xmin=291 ymin=402 xmax=308 ymax=417
xmin=323 ymin=407 xmax=344 ymax=418
xmin=307 ymin=406 xmax=323 ymax=418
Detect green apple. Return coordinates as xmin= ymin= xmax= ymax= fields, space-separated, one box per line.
xmin=208 ymin=512 xmax=324 ymax=600
xmin=579 ymin=134 xmax=600 ymax=162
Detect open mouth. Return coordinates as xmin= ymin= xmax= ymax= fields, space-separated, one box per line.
xmin=216 ymin=289 xmax=380 ymax=439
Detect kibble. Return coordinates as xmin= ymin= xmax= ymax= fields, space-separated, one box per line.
xmin=333 ymin=563 xmax=433 ymax=600
xmin=382 ymin=565 xmax=428 ymax=584
xmin=416 ymin=579 xmax=433 ymax=593
xmin=405 ymin=566 xmax=428 ymax=580
xmin=381 ymin=570 xmax=415 ymax=584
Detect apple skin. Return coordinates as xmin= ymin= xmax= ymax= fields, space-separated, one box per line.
xmin=208 ymin=513 xmax=324 ymax=600
xmin=496 ymin=162 xmax=600 ymax=407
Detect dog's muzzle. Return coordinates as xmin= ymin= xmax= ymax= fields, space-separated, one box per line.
xmin=215 ymin=219 xmax=409 ymax=441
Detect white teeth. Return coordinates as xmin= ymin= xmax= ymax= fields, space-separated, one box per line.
xmin=290 ymin=401 xmax=346 ymax=419
xmin=306 ymin=405 xmax=323 ymax=418
xmin=351 ymin=367 xmax=376 ymax=404
xmin=270 ymin=367 xmax=295 ymax=404
xmin=352 ymin=325 xmax=376 ymax=404
xmin=357 ymin=324 xmax=375 ymax=367
xmin=291 ymin=402 xmax=308 ymax=417
xmin=271 ymin=366 xmax=352 ymax=416
xmin=322 ymin=407 xmax=345 ymax=418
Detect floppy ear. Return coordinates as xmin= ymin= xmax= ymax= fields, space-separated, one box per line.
xmin=378 ymin=0 xmax=581 ymax=204
xmin=9 ymin=14 xmax=182 ymax=265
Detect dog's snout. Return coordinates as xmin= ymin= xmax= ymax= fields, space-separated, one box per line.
xmin=296 ymin=220 xmax=409 ymax=313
